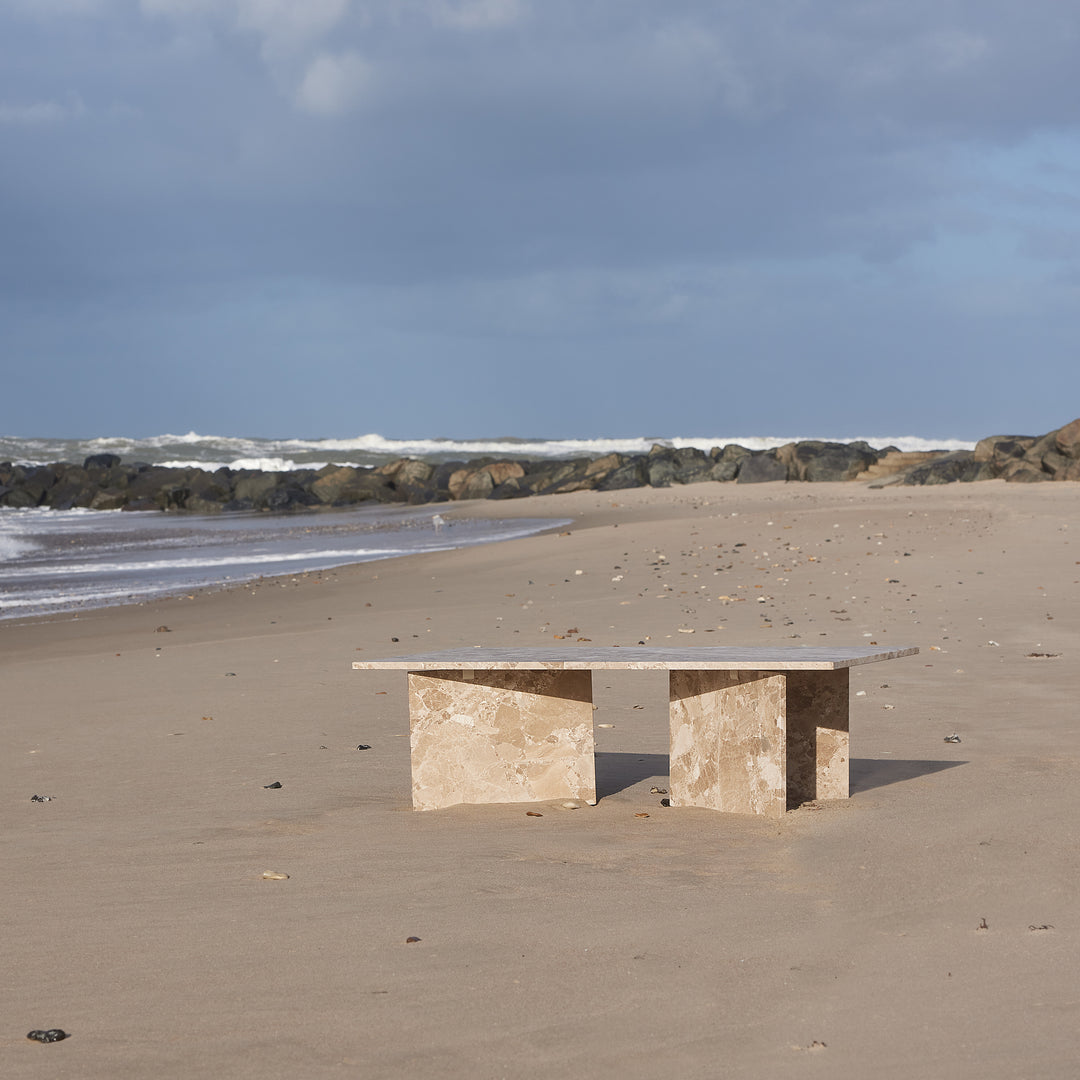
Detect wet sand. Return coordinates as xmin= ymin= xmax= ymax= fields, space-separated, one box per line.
xmin=3 ymin=480 xmax=1079 ymax=1078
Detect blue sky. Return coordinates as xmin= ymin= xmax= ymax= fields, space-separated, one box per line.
xmin=2 ymin=0 xmax=1079 ymax=441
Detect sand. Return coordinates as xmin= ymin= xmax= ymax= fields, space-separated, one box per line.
xmin=3 ymin=479 xmax=1079 ymax=1079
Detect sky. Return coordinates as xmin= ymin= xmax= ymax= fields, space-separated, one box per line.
xmin=2 ymin=0 xmax=1080 ymax=441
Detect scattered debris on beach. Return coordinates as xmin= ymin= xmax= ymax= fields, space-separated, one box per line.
xmin=26 ymin=1029 xmax=68 ymax=1043
xmin=263 ymin=781 xmax=282 ymax=789
xmin=29 ymin=794 xmax=54 ymax=802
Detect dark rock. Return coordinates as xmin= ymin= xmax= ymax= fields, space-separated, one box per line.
xmin=901 ymin=451 xmax=989 ymax=485
xmin=737 ymin=450 xmax=787 ymax=483
xmin=311 ymin=465 xmax=363 ymax=504
xmin=125 ymin=466 xmax=192 ymax=510
xmin=431 ymin=461 xmax=466 ymax=499
xmin=1 ymin=486 xmax=39 ymax=508
xmin=27 ymin=1029 xmax=68 ymax=1043
xmin=84 ymin=453 xmax=121 ymax=470
xmin=777 ymin=440 xmax=880 ymax=482
xmin=232 ymin=471 xmax=280 ymax=505
xmin=46 ymin=465 xmax=95 ymax=510
xmin=973 ymin=434 xmax=1035 ymax=468
xmin=182 ymin=468 xmax=233 ymax=513
xmin=89 ymin=490 xmax=128 ymax=510
xmin=518 ymin=459 xmax=592 ymax=496
xmin=596 ymin=456 xmax=649 ymax=491
xmin=1016 ymin=419 xmax=1080 ymax=480
xmin=646 ymin=451 xmax=676 ymax=488
xmin=21 ymin=464 xmax=61 ymax=502
xmin=670 ymin=447 xmax=716 ymax=484
xmin=709 ymin=444 xmax=751 ymax=481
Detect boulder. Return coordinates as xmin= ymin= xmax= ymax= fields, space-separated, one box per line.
xmin=709 ymin=445 xmax=751 ymax=482
xmin=901 ymin=451 xmax=990 ymax=485
xmin=89 ymin=490 xmax=128 ymax=510
xmin=312 ymin=466 xmax=363 ymax=504
xmin=460 ymin=469 xmax=496 ymax=500
xmin=83 ymin=453 xmax=122 ymax=470
xmin=596 ymin=457 xmax=649 ymax=491
xmin=181 ymin=469 xmax=234 ymax=513
xmin=0 ymin=484 xmax=39 ymax=508
xmin=374 ymin=458 xmax=437 ymax=502
xmin=1013 ymin=418 xmax=1080 ymax=480
xmin=973 ymin=435 xmax=1035 ymax=468
xmin=737 ymin=451 xmax=787 ymax=484
xmin=777 ymin=440 xmax=880 ymax=482
xmin=232 ymin=471 xmax=281 ymax=504
xmin=16 ymin=464 xmax=60 ymax=503
xmin=46 ymin=465 xmax=96 ymax=510
xmin=1053 ymin=417 xmax=1080 ymax=458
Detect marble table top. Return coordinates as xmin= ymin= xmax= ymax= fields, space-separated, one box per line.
xmin=353 ymin=645 xmax=919 ymax=672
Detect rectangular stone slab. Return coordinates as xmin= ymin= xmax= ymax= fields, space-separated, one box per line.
xmin=408 ymin=669 xmax=596 ymax=811
xmin=354 ymin=645 xmax=918 ymax=672
xmin=670 ymin=670 xmax=788 ymax=816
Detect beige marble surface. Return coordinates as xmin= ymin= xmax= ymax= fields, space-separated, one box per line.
xmin=354 ymin=645 xmax=918 ymax=671
xmin=669 ymin=670 xmax=789 ymax=816
xmin=408 ymin=669 xmax=596 ymax=810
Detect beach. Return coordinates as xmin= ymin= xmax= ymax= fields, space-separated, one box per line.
xmin=3 ymin=479 xmax=1079 ymax=1078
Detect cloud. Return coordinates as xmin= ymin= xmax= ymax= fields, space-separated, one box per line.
xmin=426 ymin=0 xmax=527 ymax=30
xmin=295 ymin=50 xmax=373 ymax=114
xmin=0 ymin=96 xmax=85 ymax=125
xmin=140 ymin=0 xmax=350 ymax=51
xmin=234 ymin=0 xmax=350 ymax=54
xmin=5 ymin=0 xmax=109 ymax=13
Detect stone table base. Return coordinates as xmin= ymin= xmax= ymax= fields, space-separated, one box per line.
xmin=669 ymin=669 xmax=849 ymax=817
xmin=408 ymin=670 xmax=596 ymax=810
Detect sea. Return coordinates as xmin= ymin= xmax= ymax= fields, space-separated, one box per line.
xmin=0 ymin=431 xmax=975 ymax=621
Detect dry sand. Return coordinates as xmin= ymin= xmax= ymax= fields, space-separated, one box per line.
xmin=3 ymin=480 xmax=1079 ymax=1079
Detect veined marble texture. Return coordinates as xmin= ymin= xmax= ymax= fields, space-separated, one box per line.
xmin=669 ymin=670 xmax=788 ymax=817
xmin=669 ymin=668 xmax=851 ymax=815
xmin=408 ymin=670 xmax=596 ymax=811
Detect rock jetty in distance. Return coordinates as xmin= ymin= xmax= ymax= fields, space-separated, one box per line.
xmin=2 ymin=418 xmax=1079 ymax=514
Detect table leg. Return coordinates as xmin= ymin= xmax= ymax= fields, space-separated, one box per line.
xmin=407 ymin=669 xmax=596 ymax=810
xmin=785 ymin=669 xmax=849 ymax=804
xmin=668 ymin=670 xmax=788 ymax=817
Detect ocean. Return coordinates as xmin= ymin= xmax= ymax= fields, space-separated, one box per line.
xmin=1 ymin=430 xmax=974 ymax=621
xmin=0 ymin=431 xmax=975 ymax=472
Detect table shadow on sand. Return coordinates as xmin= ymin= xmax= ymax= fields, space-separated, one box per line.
xmin=595 ymin=752 xmax=670 ymax=799
xmin=850 ymin=757 xmax=967 ymax=793
xmin=594 ymin=752 xmax=967 ymax=800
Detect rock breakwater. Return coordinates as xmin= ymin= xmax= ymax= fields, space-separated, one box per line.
xmin=2 ymin=420 xmax=1078 ymax=512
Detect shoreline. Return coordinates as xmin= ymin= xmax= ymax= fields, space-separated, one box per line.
xmin=4 ymin=480 xmax=1079 ymax=1077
